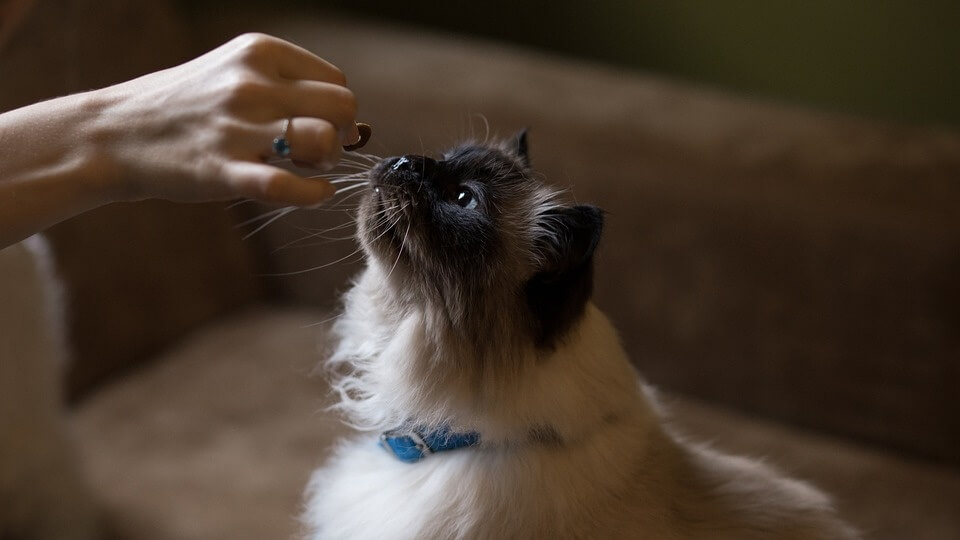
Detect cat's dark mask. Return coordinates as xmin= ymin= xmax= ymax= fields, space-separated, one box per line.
xmin=359 ymin=131 xmax=603 ymax=349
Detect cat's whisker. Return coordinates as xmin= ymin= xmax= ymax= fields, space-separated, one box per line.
xmin=332 ymin=182 xmax=369 ymax=194
xmin=481 ymin=114 xmax=491 ymax=144
xmin=329 ymin=186 xmax=370 ymax=199
xmin=467 ymin=113 xmax=491 ymax=145
xmin=339 ymin=156 xmax=376 ymax=166
xmin=262 ymin=245 xmax=367 ymax=276
xmin=348 ymin=149 xmax=382 ymax=159
xmin=273 ymin=219 xmax=362 ymax=252
xmin=364 ymin=205 xmax=403 ymax=231
xmin=313 ymin=181 xmax=366 ymax=190
xmin=275 ymin=198 xmax=401 ymax=253
xmin=273 ymin=232 xmax=355 ymax=252
xmin=242 ymin=206 xmax=296 ymax=240
xmin=325 ymin=186 xmax=371 ymax=210
xmin=292 ymin=217 xmax=359 ymax=235
xmin=364 ymin=202 xmax=409 ymax=246
xmin=277 ymin=219 xmax=363 ymax=249
xmin=383 ymin=219 xmax=411 ymax=283
xmin=333 ymin=160 xmax=373 ymax=170
xmin=235 ymin=206 xmax=292 ymax=229
xmin=313 ymin=168 xmax=366 ymax=180
xmin=300 ymin=311 xmax=344 ymax=329
xmin=295 ymin=206 xmax=359 ymax=215
xmin=329 ymin=179 xmax=369 ymax=186
xmin=309 ymin=172 xmax=367 ymax=181
xmin=225 ymin=198 xmax=256 ymax=210
xmin=339 ymin=154 xmax=375 ymax=164
xmin=344 ymin=151 xmax=382 ymax=163
xmin=330 ymin=167 xmax=370 ymax=175
xmin=297 ymin=232 xmax=358 ymax=244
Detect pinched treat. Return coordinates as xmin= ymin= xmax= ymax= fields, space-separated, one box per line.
xmin=343 ymin=122 xmax=372 ymax=151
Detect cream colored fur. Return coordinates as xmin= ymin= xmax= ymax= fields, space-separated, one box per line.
xmin=303 ymin=259 xmax=858 ymax=539
xmin=0 ymin=238 xmax=99 ymax=539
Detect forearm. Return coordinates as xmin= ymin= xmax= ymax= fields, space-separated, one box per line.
xmin=0 ymin=92 xmax=119 ymax=249
xmin=0 ymin=34 xmax=356 ymax=250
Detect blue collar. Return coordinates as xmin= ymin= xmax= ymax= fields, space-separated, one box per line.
xmin=379 ymin=425 xmax=480 ymax=463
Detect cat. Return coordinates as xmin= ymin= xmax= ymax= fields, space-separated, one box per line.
xmin=0 ymin=237 xmax=99 ymax=540
xmin=302 ymin=133 xmax=858 ymax=539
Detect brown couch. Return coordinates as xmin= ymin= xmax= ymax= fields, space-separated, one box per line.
xmin=2 ymin=2 xmax=959 ymax=539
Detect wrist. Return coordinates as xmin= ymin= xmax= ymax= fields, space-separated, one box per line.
xmin=71 ymin=88 xmax=132 ymax=204
xmin=0 ymin=90 xmax=126 ymax=247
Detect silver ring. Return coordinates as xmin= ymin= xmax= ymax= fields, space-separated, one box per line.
xmin=272 ymin=118 xmax=292 ymax=157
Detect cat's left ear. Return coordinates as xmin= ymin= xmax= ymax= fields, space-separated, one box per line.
xmin=514 ymin=128 xmax=530 ymax=166
xmin=526 ymin=204 xmax=604 ymax=347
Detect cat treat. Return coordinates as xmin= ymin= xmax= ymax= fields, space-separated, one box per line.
xmin=343 ymin=122 xmax=372 ymax=151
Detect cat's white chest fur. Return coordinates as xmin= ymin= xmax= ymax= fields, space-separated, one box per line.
xmin=302 ymin=269 xmax=856 ymax=539
xmin=304 ymin=416 xmax=657 ymax=540
xmin=305 ymin=439 xmax=479 ymax=540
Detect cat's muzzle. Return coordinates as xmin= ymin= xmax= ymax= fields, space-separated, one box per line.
xmin=375 ymin=154 xmax=438 ymax=189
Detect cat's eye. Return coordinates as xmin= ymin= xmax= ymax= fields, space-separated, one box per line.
xmin=455 ymin=187 xmax=478 ymax=210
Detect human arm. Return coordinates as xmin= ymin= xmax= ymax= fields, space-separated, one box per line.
xmin=0 ymin=33 xmax=359 ymax=250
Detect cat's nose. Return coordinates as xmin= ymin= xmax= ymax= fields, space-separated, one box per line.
xmin=389 ymin=155 xmax=437 ymax=179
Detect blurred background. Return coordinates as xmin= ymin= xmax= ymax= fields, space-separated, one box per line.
xmin=190 ymin=0 xmax=960 ymax=127
xmin=1 ymin=1 xmax=958 ymax=539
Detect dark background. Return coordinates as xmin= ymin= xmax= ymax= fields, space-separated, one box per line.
xmin=186 ymin=0 xmax=960 ymax=128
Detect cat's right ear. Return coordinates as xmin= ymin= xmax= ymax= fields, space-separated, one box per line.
xmin=526 ymin=205 xmax=604 ymax=347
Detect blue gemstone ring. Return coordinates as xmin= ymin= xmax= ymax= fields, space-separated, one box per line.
xmin=272 ymin=118 xmax=292 ymax=158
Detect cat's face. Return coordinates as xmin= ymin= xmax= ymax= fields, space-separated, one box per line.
xmin=358 ymin=133 xmax=603 ymax=348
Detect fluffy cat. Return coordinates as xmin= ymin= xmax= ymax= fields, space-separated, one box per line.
xmin=302 ymin=133 xmax=857 ymax=539
xmin=0 ymin=237 xmax=99 ymax=540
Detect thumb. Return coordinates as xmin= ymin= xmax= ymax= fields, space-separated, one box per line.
xmin=226 ymin=161 xmax=336 ymax=206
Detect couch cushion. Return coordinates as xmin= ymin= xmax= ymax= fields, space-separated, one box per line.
xmin=73 ymin=308 xmax=960 ymax=540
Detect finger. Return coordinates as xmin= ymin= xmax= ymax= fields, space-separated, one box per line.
xmin=272 ymin=39 xmax=347 ymax=85
xmin=343 ymin=122 xmax=362 ymax=147
xmin=278 ymin=80 xmax=357 ymax=137
xmin=344 ymin=122 xmax=370 ymax=150
xmin=230 ymin=33 xmax=347 ymax=84
xmin=223 ymin=161 xmax=336 ymax=206
xmin=260 ymin=117 xmax=342 ymax=168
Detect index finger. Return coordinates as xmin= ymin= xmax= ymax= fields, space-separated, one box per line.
xmin=273 ymin=39 xmax=347 ymax=85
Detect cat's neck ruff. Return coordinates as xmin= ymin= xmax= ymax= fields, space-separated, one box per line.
xmin=327 ymin=264 xmax=655 ymax=449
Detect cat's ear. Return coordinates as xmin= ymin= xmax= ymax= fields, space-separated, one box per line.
xmin=526 ymin=204 xmax=604 ymax=347
xmin=514 ymin=128 xmax=530 ymax=166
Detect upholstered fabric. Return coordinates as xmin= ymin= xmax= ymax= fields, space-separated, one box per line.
xmin=73 ymin=309 xmax=960 ymax=540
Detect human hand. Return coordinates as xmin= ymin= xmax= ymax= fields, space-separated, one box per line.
xmin=87 ymin=33 xmax=359 ymax=206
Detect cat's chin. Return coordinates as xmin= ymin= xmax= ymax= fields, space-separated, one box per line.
xmin=358 ymin=188 xmax=411 ymax=274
